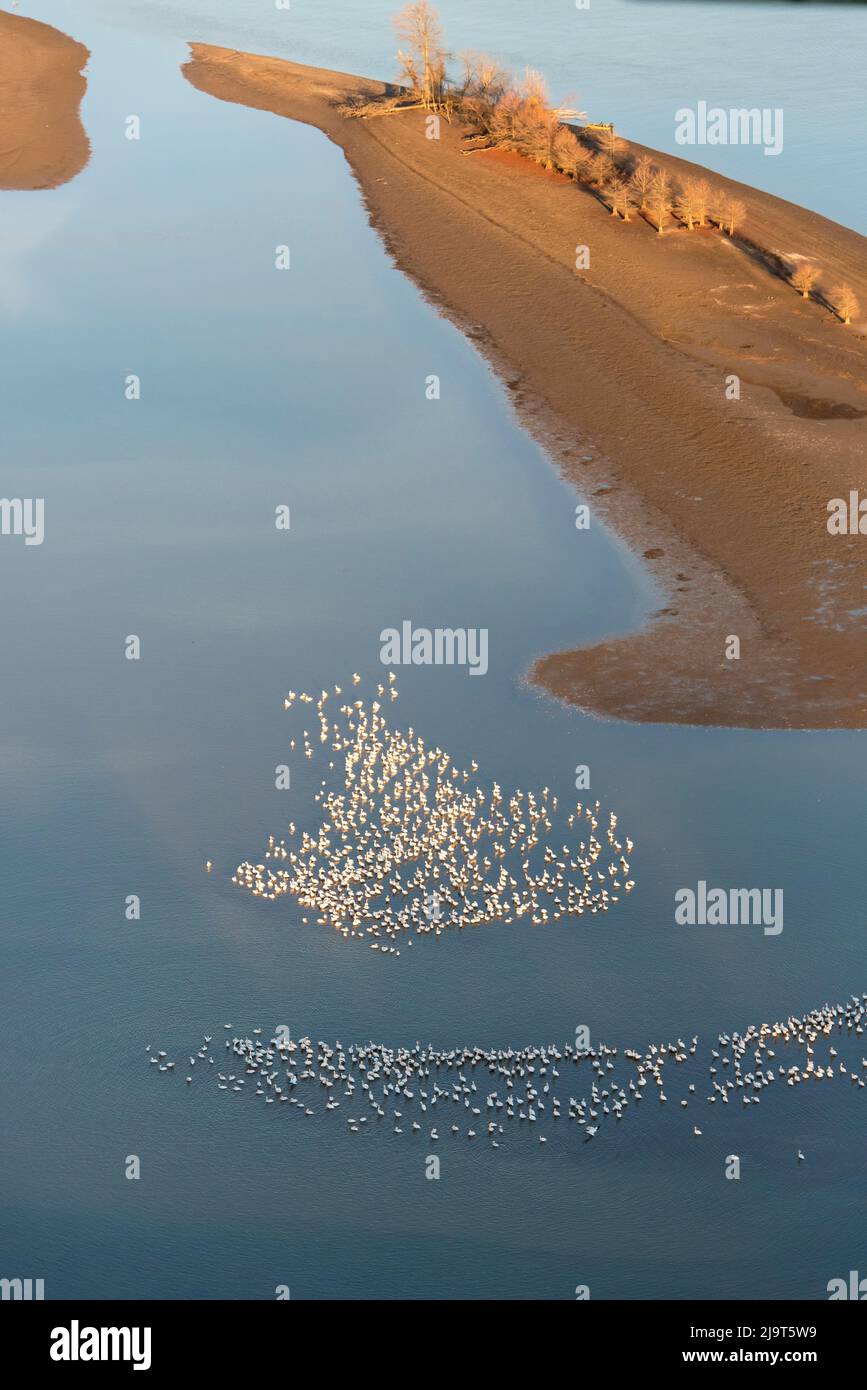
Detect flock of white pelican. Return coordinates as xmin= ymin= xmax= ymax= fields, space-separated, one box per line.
xmin=231 ymin=675 xmax=634 ymax=948
xmin=189 ymin=678 xmax=867 ymax=1152
xmin=151 ymin=995 xmax=867 ymax=1148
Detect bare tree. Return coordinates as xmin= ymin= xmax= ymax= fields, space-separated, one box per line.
xmin=457 ymin=52 xmax=511 ymax=133
xmin=521 ymin=67 xmax=550 ymax=110
xmin=717 ymin=192 xmax=746 ymax=238
xmin=791 ymin=264 xmax=819 ymax=299
xmin=614 ymin=180 xmax=634 ymax=221
xmin=488 ymin=88 xmax=545 ymax=158
xmin=674 ymin=180 xmax=698 ymax=231
xmin=588 ymin=152 xmax=616 ymax=188
xmin=486 ymin=88 xmax=527 ymax=150
xmin=674 ymin=177 xmax=712 ymax=230
xmin=538 ymin=112 xmax=567 ymax=171
xmin=729 ymin=198 xmax=746 ymax=237
xmin=605 ymin=174 xmax=633 ymax=221
xmin=604 ymin=174 xmax=623 ymax=216
xmin=628 ymin=155 xmax=655 ymax=212
xmin=552 ymin=126 xmax=589 ymax=178
xmin=692 ymin=178 xmax=712 ymax=228
xmin=832 ymin=284 xmax=859 ymax=325
xmin=394 ymin=1 xmax=447 ymax=110
xmin=519 ymin=68 xmax=583 ymax=126
xmin=485 ymin=67 xmax=583 ymax=170
xmin=592 ymin=122 xmax=626 ymax=168
xmin=649 ymin=170 xmax=672 ymax=234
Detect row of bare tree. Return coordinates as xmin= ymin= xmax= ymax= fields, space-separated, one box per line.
xmin=456 ymin=57 xmax=747 ymax=238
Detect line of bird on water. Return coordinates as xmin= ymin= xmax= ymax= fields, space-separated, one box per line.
xmin=228 ymin=674 xmax=634 ymax=950
xmin=149 ymin=994 xmax=867 ymax=1150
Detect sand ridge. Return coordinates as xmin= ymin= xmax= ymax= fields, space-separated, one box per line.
xmin=184 ymin=44 xmax=867 ymax=729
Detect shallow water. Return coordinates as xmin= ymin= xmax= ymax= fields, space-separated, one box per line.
xmin=1 ymin=3 xmax=865 ymax=1300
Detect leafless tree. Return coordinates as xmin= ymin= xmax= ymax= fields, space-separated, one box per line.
xmin=587 ymin=152 xmax=616 ymax=188
xmin=486 ymin=88 xmax=525 ymax=149
xmin=832 ymin=284 xmax=859 ymax=325
xmin=485 ymin=68 xmax=583 ymax=170
xmin=394 ymin=1 xmax=447 ymax=110
xmin=488 ymin=88 xmax=542 ymax=157
xmin=692 ymin=178 xmax=712 ymax=227
xmin=791 ymin=264 xmax=819 ymax=299
xmin=457 ymin=52 xmax=512 ymax=133
xmin=628 ymin=155 xmax=655 ymax=212
xmin=532 ymin=103 xmax=574 ymax=171
xmin=649 ymin=170 xmax=672 ymax=234
xmin=522 ymin=67 xmax=552 ymax=110
xmin=591 ymin=123 xmax=626 ymax=168
xmin=614 ymin=180 xmax=634 ymax=221
xmin=537 ymin=113 xmax=567 ymax=171
xmin=605 ymin=174 xmax=633 ymax=221
xmin=674 ymin=180 xmax=698 ymax=230
xmin=717 ymin=192 xmax=746 ymax=238
xmin=552 ymin=126 xmax=589 ymax=178
xmin=519 ymin=69 xmax=583 ymax=127
xmin=604 ymin=174 xmax=623 ymax=215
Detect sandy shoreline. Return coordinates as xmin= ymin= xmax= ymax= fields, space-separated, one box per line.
xmin=182 ymin=44 xmax=867 ymax=730
xmin=0 ymin=10 xmax=89 ymax=189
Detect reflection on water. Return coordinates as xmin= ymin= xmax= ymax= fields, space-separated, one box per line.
xmin=1 ymin=6 xmax=865 ymax=1300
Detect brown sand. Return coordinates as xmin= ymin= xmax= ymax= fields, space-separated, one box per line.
xmin=0 ymin=10 xmax=89 ymax=189
xmin=183 ymin=44 xmax=867 ymax=729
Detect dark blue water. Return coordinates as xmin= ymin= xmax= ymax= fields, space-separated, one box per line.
xmin=1 ymin=4 xmax=865 ymax=1300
